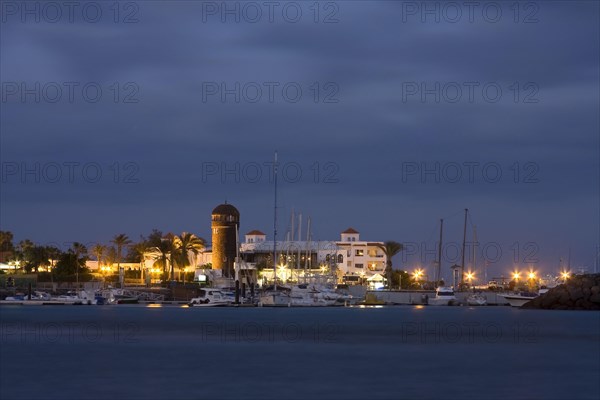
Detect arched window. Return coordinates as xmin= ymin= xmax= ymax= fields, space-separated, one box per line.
xmin=337 ymin=254 xmax=343 ymax=263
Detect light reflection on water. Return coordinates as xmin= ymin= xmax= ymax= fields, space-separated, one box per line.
xmin=0 ymin=306 xmax=598 ymax=400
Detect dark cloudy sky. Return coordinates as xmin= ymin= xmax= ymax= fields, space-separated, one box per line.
xmin=1 ymin=1 xmax=598 ymax=278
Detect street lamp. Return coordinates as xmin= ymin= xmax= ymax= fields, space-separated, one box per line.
xmin=278 ymin=264 xmax=287 ymax=282
xmin=413 ymin=268 xmax=423 ymax=280
xmin=466 ymin=272 xmax=474 ymax=283
xmin=412 ymin=268 xmax=424 ymax=289
xmin=561 ymin=270 xmax=570 ymax=281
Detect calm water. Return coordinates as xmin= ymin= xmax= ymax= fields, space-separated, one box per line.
xmin=0 ymin=305 xmax=598 ymax=400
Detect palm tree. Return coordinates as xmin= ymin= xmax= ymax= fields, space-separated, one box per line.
xmin=111 ymin=233 xmax=132 ymax=267
xmin=45 ymin=246 xmax=62 ymax=283
xmin=132 ymin=241 xmax=149 ymax=281
xmin=148 ymin=233 xmax=174 ymax=284
xmin=29 ymin=246 xmax=49 ymax=273
xmin=71 ymin=242 xmax=88 ymax=289
xmin=92 ymin=244 xmax=106 ymax=280
xmin=378 ymin=241 xmax=404 ymax=289
xmin=172 ymin=232 xmax=206 ymax=282
xmin=111 ymin=234 xmax=132 ymax=288
xmin=92 ymin=244 xmax=106 ymax=266
xmin=151 ymin=240 xmax=171 ymax=284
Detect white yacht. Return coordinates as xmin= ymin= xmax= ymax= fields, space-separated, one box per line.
xmin=428 ymin=287 xmax=458 ymax=306
xmin=4 ymin=291 xmax=52 ymax=302
xmin=497 ymin=291 xmax=538 ymax=307
xmin=288 ymin=284 xmax=352 ymax=307
xmin=259 ymin=285 xmax=291 ymax=307
xmin=189 ymin=288 xmax=232 ymax=307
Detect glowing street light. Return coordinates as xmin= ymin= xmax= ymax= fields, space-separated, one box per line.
xmin=561 ymin=271 xmax=570 ymax=280
xmin=278 ymin=264 xmax=287 ymax=281
xmin=413 ymin=268 xmax=423 ymax=280
xmin=512 ymin=271 xmax=521 ymax=281
xmin=466 ymin=272 xmax=475 ymax=282
xmin=528 ymin=271 xmax=536 ymax=280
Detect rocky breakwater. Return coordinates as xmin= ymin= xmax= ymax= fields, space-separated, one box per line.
xmin=522 ymin=274 xmax=600 ymax=310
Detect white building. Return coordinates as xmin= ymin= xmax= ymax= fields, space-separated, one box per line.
xmin=336 ymin=228 xmax=387 ymax=278
xmin=239 ymin=227 xmax=387 ymax=283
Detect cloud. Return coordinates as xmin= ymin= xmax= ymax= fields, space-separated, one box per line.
xmin=1 ymin=1 xmax=598 ymax=271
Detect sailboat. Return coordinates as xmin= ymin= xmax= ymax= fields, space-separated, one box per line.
xmin=259 ymin=152 xmax=292 ymax=307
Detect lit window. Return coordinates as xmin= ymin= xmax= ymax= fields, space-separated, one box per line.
xmin=355 ymin=249 xmax=364 ymax=256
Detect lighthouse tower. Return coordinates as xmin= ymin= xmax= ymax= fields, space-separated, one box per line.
xmin=211 ymin=202 xmax=240 ymax=278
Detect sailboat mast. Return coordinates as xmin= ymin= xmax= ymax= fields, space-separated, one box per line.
xmin=297 ymin=213 xmax=302 ymax=272
xmin=291 ymin=208 xmax=295 ymax=242
xmin=472 ymin=225 xmax=477 ymax=282
xmin=273 ymin=151 xmax=278 ymax=285
xmin=436 ymin=218 xmax=443 ymax=287
xmin=234 ymin=225 xmax=240 ymax=304
xmin=461 ymin=208 xmax=468 ymax=287
xmin=305 ymin=217 xmax=311 ymax=282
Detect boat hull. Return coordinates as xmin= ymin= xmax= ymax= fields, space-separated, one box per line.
xmin=259 ymin=293 xmax=290 ymax=307
xmin=190 ymin=301 xmax=230 ymax=307
xmin=466 ymin=295 xmax=488 ymax=306
xmin=467 ymin=299 xmax=487 ymax=306
xmin=499 ymin=295 xmax=535 ymax=307
xmin=427 ymin=298 xmax=457 ymax=306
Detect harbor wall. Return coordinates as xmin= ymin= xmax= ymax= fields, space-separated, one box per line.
xmin=366 ymin=290 xmax=509 ymax=305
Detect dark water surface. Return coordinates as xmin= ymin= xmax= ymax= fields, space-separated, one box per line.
xmin=1 ymin=305 xmax=598 ymax=400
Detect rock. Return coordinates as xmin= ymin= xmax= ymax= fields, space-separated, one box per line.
xmin=590 ymin=293 xmax=600 ymax=304
xmin=581 ymin=277 xmax=594 ymax=288
xmin=521 ymin=274 xmax=600 ymax=310
xmin=541 ymin=293 xmax=558 ymax=308
xmin=568 ymin=286 xmax=584 ymax=301
xmin=581 ymin=300 xmax=597 ymax=309
xmin=558 ymin=290 xmax=571 ymax=304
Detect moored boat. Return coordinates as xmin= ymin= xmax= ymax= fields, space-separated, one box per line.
xmin=497 ymin=291 xmax=538 ymax=307
xmin=466 ymin=293 xmax=487 ymax=306
xmin=428 ymin=287 xmax=458 ymax=306
xmin=189 ymin=288 xmax=232 ymax=307
xmin=259 ymin=285 xmax=291 ymax=307
xmin=288 ymin=284 xmax=351 ymax=306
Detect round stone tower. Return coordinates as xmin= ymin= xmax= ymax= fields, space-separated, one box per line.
xmin=211 ymin=202 xmax=240 ymax=278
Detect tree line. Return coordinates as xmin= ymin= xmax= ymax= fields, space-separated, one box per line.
xmin=0 ymin=230 xmax=206 ymax=283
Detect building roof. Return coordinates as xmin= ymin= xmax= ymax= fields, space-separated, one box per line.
xmin=341 ymin=227 xmax=359 ymax=234
xmin=212 ymin=202 xmax=240 ymax=216
xmin=246 ymin=230 xmax=266 ymax=235
xmin=367 ymin=273 xmax=385 ymax=281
